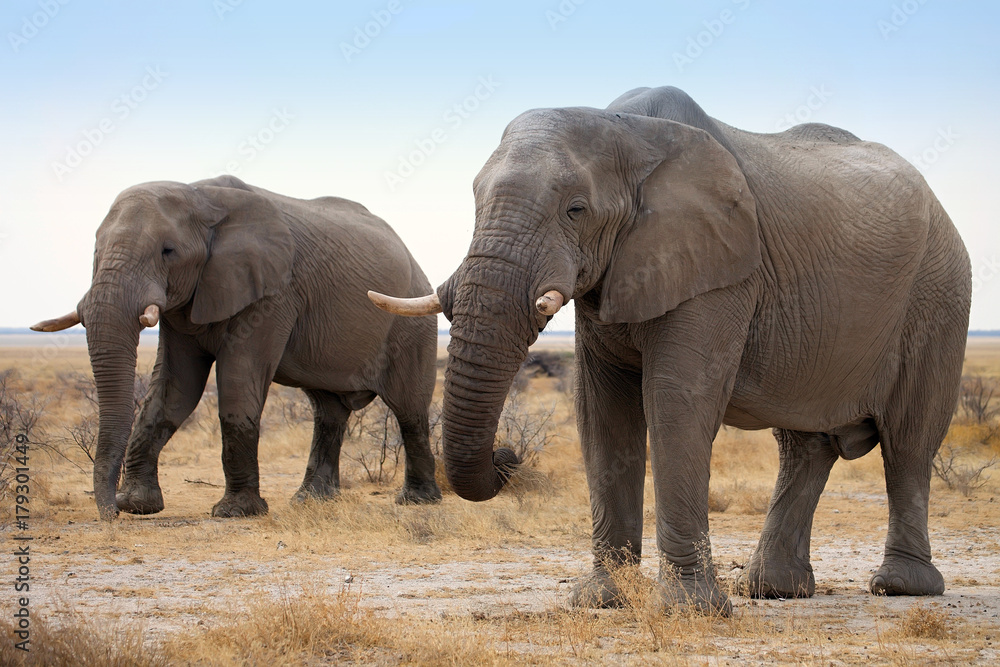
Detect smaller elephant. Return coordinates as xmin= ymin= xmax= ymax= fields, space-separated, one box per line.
xmin=33 ymin=175 xmax=441 ymax=519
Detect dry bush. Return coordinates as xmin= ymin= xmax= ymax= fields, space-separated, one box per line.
xmin=63 ymin=412 xmax=98 ymax=463
xmin=0 ymin=613 xmax=167 ymax=667
xmin=260 ymin=384 xmax=312 ymax=433
xmin=496 ymin=388 xmax=557 ymax=468
xmin=896 ymin=603 xmax=954 ymax=640
xmin=958 ymin=375 xmax=999 ymax=424
xmin=60 ymin=368 xmax=154 ymax=463
xmin=932 ymin=442 xmax=998 ymax=496
xmin=344 ymin=398 xmax=403 ymax=485
xmin=0 ymin=368 xmax=49 ymax=507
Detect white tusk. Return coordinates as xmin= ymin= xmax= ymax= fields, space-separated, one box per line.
xmin=30 ymin=310 xmax=81 ymax=332
xmin=535 ymin=290 xmax=565 ymax=316
xmin=367 ymin=290 xmax=442 ymax=317
xmin=139 ymin=304 xmax=160 ymax=328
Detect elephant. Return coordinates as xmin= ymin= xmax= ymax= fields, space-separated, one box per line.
xmin=369 ymin=86 xmax=972 ymax=615
xmin=33 ymin=175 xmax=442 ymax=520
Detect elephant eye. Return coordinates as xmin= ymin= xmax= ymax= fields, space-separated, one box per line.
xmin=567 ymin=205 xmax=586 ymax=219
xmin=162 ymin=245 xmax=175 ymax=257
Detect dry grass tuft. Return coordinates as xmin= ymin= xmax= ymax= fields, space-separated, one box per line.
xmin=708 ymin=479 xmax=772 ymax=515
xmin=896 ymin=603 xmax=954 ymax=640
xmin=163 ymin=586 xmax=380 ymax=665
xmin=0 ymin=613 xmax=167 ymax=667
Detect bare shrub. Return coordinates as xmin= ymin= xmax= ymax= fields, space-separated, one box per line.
xmin=0 ymin=369 xmax=49 ymax=503
xmin=64 ymin=413 xmax=99 ymax=463
xmin=346 ymin=398 xmax=403 ymax=485
xmin=933 ymin=442 xmax=998 ymax=496
xmin=957 ymin=375 xmax=999 ymax=424
xmin=261 ymin=385 xmax=312 ymax=431
xmin=897 ymin=603 xmax=953 ymax=639
xmin=496 ymin=389 xmax=556 ymax=468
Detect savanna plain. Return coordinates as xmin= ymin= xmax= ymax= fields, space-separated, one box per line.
xmin=1 ymin=335 xmax=999 ymax=665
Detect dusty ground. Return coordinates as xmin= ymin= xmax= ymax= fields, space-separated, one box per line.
xmin=1 ymin=338 xmax=999 ymax=664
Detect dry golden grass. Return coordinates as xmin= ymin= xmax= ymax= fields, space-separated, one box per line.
xmin=1 ymin=338 xmax=999 ymax=664
xmin=896 ymin=603 xmax=955 ymax=640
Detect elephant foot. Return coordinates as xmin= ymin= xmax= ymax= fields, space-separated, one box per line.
xmin=211 ymin=489 xmax=269 ymax=518
xmin=116 ymin=477 xmax=164 ymax=515
xmin=395 ymin=480 xmax=442 ymax=505
xmin=736 ymin=554 xmax=815 ymax=598
xmin=568 ymin=567 xmax=625 ymax=609
xmin=291 ymin=481 xmax=340 ymax=504
xmin=870 ymin=556 xmax=944 ymax=596
xmin=657 ymin=571 xmax=732 ymax=617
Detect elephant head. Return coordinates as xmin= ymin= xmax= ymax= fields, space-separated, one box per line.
xmin=33 ymin=177 xmax=293 ymax=519
xmin=370 ymin=108 xmax=759 ymax=502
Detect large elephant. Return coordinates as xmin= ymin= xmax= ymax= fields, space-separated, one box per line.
xmin=34 ymin=175 xmax=441 ymax=520
xmin=370 ymin=87 xmax=971 ymax=615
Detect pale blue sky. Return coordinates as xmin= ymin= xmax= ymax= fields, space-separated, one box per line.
xmin=2 ymin=1 xmax=998 ymax=329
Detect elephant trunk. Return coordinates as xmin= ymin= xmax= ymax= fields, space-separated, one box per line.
xmin=441 ymin=329 xmax=527 ymax=501
xmin=85 ymin=288 xmax=143 ymax=520
xmin=439 ymin=241 xmax=553 ymax=500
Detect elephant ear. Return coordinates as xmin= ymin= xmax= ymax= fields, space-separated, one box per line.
xmin=190 ymin=186 xmax=295 ymax=324
xmin=598 ymin=117 xmax=760 ymax=323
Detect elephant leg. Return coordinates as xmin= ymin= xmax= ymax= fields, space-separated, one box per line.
xmin=212 ymin=415 xmax=269 ymax=518
xmin=869 ymin=298 xmax=965 ymax=596
xmin=375 ymin=330 xmax=441 ymax=505
xmin=737 ymin=429 xmax=838 ymax=598
xmin=871 ymin=393 xmax=951 ymax=594
xmin=292 ymin=389 xmax=350 ymax=502
xmin=392 ymin=411 xmax=442 ymax=505
xmin=870 ymin=440 xmax=943 ymax=596
xmin=568 ymin=339 xmax=646 ymax=609
xmin=641 ymin=292 xmax=752 ymax=617
xmin=211 ymin=308 xmax=292 ymax=518
xmin=118 ymin=332 xmax=213 ymax=514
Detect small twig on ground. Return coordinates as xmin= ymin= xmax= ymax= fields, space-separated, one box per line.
xmin=184 ymin=478 xmax=224 ymax=488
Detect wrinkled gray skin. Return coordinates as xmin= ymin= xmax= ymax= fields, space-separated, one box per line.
xmin=432 ymin=87 xmax=970 ymax=615
xmin=64 ymin=176 xmax=440 ymax=520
